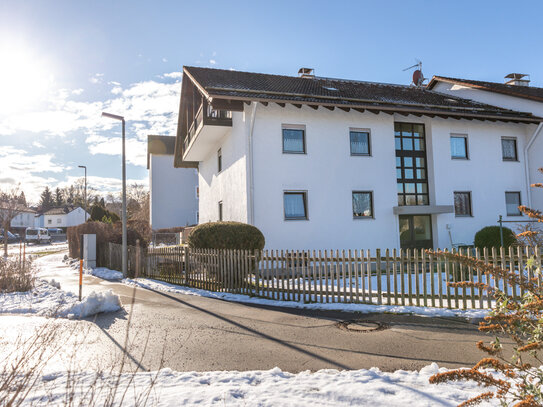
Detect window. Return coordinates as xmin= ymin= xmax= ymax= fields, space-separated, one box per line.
xmin=505 ymin=192 xmax=521 ymax=216
xmin=282 ymin=127 xmax=305 ymax=154
xmin=454 ymin=192 xmax=472 ymax=216
xmin=196 ymin=211 xmax=199 ymax=224
xmin=284 ymin=191 xmax=307 ymax=220
xmin=450 ymin=135 xmax=468 ymax=159
xmin=218 ymin=201 xmax=223 ymax=221
xmin=350 ymin=130 xmax=371 ymax=156
xmin=352 ymin=191 xmax=373 ymax=218
xmin=502 ymin=138 xmax=518 ymax=161
xmin=195 ymin=186 xmax=199 ymax=199
xmin=217 ymin=149 xmax=222 ymax=172
xmin=395 ymin=122 xmax=429 ymax=206
xmin=57 ymin=218 xmax=61 ymax=224
xmin=47 ymin=219 xmax=52 ymax=225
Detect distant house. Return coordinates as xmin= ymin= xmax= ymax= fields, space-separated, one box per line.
xmin=147 ymin=135 xmax=199 ymax=230
xmin=43 ymin=206 xmax=89 ymax=229
xmin=428 ymin=74 xmax=543 ymax=210
xmin=10 ymin=208 xmax=36 ymax=232
xmin=170 ymin=66 xmax=542 ymax=250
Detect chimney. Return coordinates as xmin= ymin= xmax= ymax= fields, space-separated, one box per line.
xmin=298 ymin=67 xmax=315 ymax=78
xmin=504 ymin=73 xmax=530 ymax=87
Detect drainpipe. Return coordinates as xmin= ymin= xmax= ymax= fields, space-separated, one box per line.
xmin=524 ymin=123 xmax=543 ymax=208
xmin=247 ymin=102 xmax=258 ymax=225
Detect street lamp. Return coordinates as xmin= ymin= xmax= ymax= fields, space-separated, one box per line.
xmin=78 ymin=165 xmax=87 ymax=222
xmin=101 ymin=112 xmax=127 ymax=278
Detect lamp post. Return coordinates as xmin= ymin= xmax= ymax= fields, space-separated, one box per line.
xmin=101 ymin=112 xmax=127 ymax=278
xmin=78 ymin=165 xmax=87 ymax=222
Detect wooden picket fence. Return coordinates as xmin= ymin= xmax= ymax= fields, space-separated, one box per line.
xmin=99 ymin=244 xmax=542 ymax=310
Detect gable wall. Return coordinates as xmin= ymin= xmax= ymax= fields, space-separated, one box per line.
xmin=432 ymin=81 xmax=543 ymax=211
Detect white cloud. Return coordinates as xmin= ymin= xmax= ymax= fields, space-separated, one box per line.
xmin=72 ymin=88 xmax=84 ymax=95
xmin=58 ymin=175 xmax=148 ymax=196
xmin=0 ymin=146 xmax=67 ymax=202
xmin=163 ymin=71 xmax=182 ymax=79
xmin=111 ymin=86 xmax=123 ymax=95
xmin=32 ymin=141 xmax=45 ymax=149
xmin=162 ymin=57 xmax=168 ymax=62
xmin=89 ymin=73 xmax=104 ymax=84
xmin=209 ymin=59 xmax=216 ymax=65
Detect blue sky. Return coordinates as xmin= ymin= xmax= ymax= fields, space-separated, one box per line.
xmin=1 ymin=0 xmax=542 ymax=203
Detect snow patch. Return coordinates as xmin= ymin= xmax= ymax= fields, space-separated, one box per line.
xmin=0 ymin=279 xmax=122 ymax=319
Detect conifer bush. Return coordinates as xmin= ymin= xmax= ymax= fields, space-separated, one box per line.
xmin=187 ymin=222 xmax=265 ymax=288
xmin=187 ymin=221 xmax=265 ymax=250
xmin=474 ymin=225 xmax=517 ymax=249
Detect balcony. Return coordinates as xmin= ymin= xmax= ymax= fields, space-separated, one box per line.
xmin=183 ymin=102 xmax=232 ymax=161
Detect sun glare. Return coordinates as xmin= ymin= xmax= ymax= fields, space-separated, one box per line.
xmin=0 ymin=42 xmax=55 ymax=114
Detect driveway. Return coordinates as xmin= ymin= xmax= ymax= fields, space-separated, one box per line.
xmin=22 ymin=252 xmax=501 ymax=373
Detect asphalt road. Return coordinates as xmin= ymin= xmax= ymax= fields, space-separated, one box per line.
xmin=19 ymin=252 xmax=507 ymax=374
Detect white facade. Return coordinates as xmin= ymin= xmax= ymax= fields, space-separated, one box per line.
xmin=430 ymin=80 xmax=543 ymax=211
xmin=9 ymin=210 xmax=36 ymax=229
xmin=43 ymin=207 xmax=89 ymax=228
xmin=149 ymin=154 xmax=199 ymax=229
xmin=195 ymin=102 xmax=537 ymax=250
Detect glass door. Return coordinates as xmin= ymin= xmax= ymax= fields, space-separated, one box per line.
xmin=399 ymin=215 xmax=433 ymax=249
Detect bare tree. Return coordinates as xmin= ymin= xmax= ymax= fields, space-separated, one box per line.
xmin=0 ymin=186 xmax=22 ymax=258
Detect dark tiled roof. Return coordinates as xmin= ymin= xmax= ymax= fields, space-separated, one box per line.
xmin=45 ymin=206 xmax=77 ymax=215
xmin=428 ymin=76 xmax=543 ymax=103
xmin=184 ymin=66 xmax=540 ymax=122
xmin=147 ymin=135 xmax=175 ymax=169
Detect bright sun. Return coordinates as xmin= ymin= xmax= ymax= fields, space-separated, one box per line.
xmin=0 ymin=42 xmax=55 ymax=114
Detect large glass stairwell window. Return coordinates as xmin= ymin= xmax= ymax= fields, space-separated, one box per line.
xmin=395 ymin=122 xmax=429 ymax=206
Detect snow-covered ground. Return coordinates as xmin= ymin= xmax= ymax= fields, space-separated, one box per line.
xmin=14 ymin=363 xmax=505 ymax=406
xmin=0 ymin=279 xmax=122 ymax=318
xmin=5 ymin=241 xmax=68 ymax=257
xmin=0 ymin=252 xmax=122 ymax=319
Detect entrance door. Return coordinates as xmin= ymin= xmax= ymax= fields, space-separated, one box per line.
xmin=399 ymin=215 xmax=433 ymax=249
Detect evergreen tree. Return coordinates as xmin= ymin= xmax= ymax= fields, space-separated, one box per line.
xmin=39 ymin=187 xmax=54 ymax=210
xmin=54 ymin=187 xmax=63 ymax=206
xmin=17 ymin=191 xmax=27 ymax=206
xmin=66 ymin=185 xmax=75 ymax=204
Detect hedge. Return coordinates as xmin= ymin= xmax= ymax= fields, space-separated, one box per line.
xmin=474 ymin=226 xmax=516 ymax=249
xmin=187 ymin=221 xmax=265 ymax=251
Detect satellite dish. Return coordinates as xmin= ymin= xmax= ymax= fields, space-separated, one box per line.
xmin=413 ymin=70 xmax=423 ymax=86
xmin=403 ymin=60 xmax=426 ymax=87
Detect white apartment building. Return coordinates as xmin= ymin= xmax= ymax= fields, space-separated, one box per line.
xmin=147 ymin=135 xmax=199 ymax=229
xmin=172 ymin=66 xmax=542 ymax=250
xmin=428 ymin=74 xmax=543 ymax=210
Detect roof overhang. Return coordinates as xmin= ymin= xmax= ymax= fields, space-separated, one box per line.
xmin=428 ymin=76 xmax=543 ymax=104
xmin=147 ymin=135 xmax=176 ymax=169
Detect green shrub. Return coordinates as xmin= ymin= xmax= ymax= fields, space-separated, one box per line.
xmin=90 ymin=204 xmax=120 ymax=223
xmin=187 ymin=221 xmax=265 ymax=250
xmin=474 ymin=226 xmax=516 ymax=249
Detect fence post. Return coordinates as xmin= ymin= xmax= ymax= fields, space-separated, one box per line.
xmin=135 ymin=239 xmax=141 ymax=278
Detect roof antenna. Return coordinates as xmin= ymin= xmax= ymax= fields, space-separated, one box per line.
xmin=403 ymin=59 xmax=426 ymax=87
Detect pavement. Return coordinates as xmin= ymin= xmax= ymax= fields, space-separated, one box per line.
xmin=2 ymin=251 xmax=509 ymax=374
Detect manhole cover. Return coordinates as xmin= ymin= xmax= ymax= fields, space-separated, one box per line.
xmin=337 ymin=320 xmax=388 ymax=333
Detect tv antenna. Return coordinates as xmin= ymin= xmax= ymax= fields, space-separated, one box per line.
xmin=403 ymin=59 xmax=426 ymax=87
